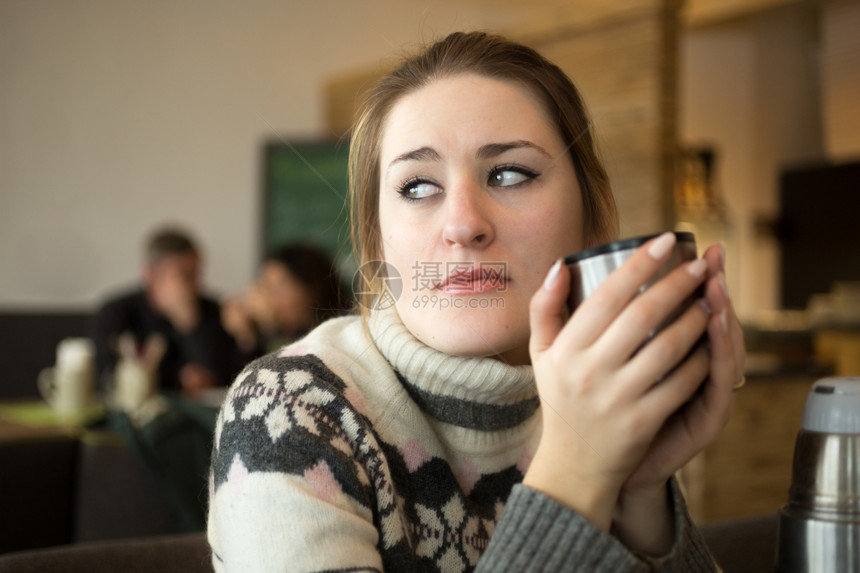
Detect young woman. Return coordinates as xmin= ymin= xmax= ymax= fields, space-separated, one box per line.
xmin=221 ymin=243 xmax=350 ymax=355
xmin=208 ymin=31 xmax=744 ymax=572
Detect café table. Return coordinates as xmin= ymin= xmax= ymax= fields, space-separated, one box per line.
xmin=0 ymin=391 xmax=223 ymax=554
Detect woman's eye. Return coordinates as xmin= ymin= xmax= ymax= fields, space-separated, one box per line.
xmin=488 ymin=166 xmax=537 ymax=188
xmin=398 ymin=179 xmax=441 ymax=201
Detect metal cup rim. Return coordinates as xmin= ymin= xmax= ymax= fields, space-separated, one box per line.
xmin=564 ymin=231 xmax=696 ymax=265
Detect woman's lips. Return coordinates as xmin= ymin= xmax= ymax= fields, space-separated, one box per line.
xmin=438 ymin=266 xmax=509 ymax=294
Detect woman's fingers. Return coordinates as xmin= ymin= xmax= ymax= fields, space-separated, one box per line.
xmin=649 ymin=268 xmax=743 ymax=453
xmin=703 ymin=255 xmax=745 ymax=382
xmin=618 ymin=295 xmax=711 ymax=396
xmin=701 ymin=243 xmax=725 ymax=279
xmin=639 ymin=343 xmax=710 ymax=421
xmin=594 ymin=257 xmax=709 ymax=367
xmin=702 ymin=242 xmax=745 ymax=379
xmin=623 ymin=248 xmax=746 ymax=493
xmin=697 ymin=274 xmax=744 ymax=429
xmin=529 ymin=259 xmax=570 ymax=356
xmin=560 ymin=232 xmax=680 ymax=350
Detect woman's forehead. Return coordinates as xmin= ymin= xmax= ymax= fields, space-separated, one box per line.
xmin=378 ymin=73 xmax=563 ymax=161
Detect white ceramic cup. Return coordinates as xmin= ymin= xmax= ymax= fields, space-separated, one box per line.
xmin=38 ymin=337 xmax=96 ymax=415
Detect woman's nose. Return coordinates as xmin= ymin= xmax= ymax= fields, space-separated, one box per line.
xmin=441 ymin=185 xmax=495 ymax=249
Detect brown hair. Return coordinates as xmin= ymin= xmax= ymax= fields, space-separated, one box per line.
xmin=144 ymin=226 xmax=198 ymax=266
xmin=264 ymin=243 xmax=351 ymax=324
xmin=348 ymin=31 xmax=618 ymax=310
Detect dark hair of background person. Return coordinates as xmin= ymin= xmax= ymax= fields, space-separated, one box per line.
xmin=263 ymin=244 xmax=353 ymax=324
xmin=145 ymin=227 xmax=199 ymax=266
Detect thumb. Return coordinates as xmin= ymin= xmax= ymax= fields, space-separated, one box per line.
xmin=529 ymin=259 xmax=571 ymax=356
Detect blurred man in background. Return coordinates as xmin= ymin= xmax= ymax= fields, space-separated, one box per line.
xmin=91 ymin=226 xmax=242 ymax=395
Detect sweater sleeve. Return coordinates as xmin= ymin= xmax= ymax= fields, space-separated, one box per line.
xmin=476 ymin=479 xmax=718 ymax=572
xmin=207 ymin=355 xmax=384 ymax=573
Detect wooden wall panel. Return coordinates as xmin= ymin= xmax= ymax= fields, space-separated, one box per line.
xmin=822 ymin=0 xmax=860 ymax=160
xmin=522 ymin=2 xmax=679 ymax=236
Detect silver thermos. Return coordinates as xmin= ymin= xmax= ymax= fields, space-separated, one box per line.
xmin=777 ymin=377 xmax=860 ymax=572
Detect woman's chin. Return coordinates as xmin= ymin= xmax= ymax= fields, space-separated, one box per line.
xmin=398 ymin=302 xmax=528 ymax=362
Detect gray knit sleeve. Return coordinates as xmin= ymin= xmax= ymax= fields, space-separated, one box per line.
xmin=476 ymin=479 xmax=718 ymax=572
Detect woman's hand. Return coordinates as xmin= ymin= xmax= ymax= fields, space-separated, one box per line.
xmin=523 ymin=233 xmax=720 ymax=535
xmin=621 ymin=243 xmax=744 ymax=494
xmin=151 ymin=278 xmax=200 ymax=334
xmin=612 ymin=243 xmax=744 ymax=555
xmin=221 ymin=296 xmax=259 ymax=353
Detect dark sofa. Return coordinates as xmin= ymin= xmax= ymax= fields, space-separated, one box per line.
xmin=0 ymin=533 xmax=213 ymax=573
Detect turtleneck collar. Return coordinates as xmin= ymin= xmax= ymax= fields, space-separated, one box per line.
xmin=367 ymin=308 xmax=538 ymax=430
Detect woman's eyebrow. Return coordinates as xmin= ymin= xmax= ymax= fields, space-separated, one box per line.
xmin=388 ymin=147 xmax=440 ymax=170
xmin=477 ymin=140 xmax=552 ymax=160
xmin=386 ymin=140 xmax=551 ymax=171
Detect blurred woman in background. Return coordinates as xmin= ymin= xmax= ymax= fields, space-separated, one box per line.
xmin=221 ymin=243 xmax=350 ymax=356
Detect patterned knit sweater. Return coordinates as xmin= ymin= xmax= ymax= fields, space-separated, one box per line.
xmin=207 ymin=309 xmax=718 ymax=572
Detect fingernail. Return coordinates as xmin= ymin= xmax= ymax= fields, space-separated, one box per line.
xmin=718 ymin=244 xmax=726 ymax=272
xmin=544 ymin=259 xmax=563 ymax=290
xmin=648 ymin=232 xmax=676 ymax=260
xmin=720 ymin=310 xmax=729 ymax=334
xmin=697 ymin=298 xmax=712 ymax=315
xmin=718 ymin=272 xmax=730 ymax=300
xmin=687 ymin=258 xmax=708 ymax=279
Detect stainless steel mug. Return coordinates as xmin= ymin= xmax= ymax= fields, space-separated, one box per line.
xmin=564 ymin=232 xmax=700 ymax=340
xmin=777 ymin=377 xmax=860 ymax=572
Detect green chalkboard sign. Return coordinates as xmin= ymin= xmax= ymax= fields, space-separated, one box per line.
xmin=261 ymin=139 xmax=354 ymax=275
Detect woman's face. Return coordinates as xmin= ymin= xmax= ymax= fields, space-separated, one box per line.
xmin=377 ymin=73 xmax=584 ymax=365
xmin=257 ymin=261 xmax=313 ymax=334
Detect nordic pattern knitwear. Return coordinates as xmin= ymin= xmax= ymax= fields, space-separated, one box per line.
xmin=207 ymin=309 xmax=718 ymax=572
